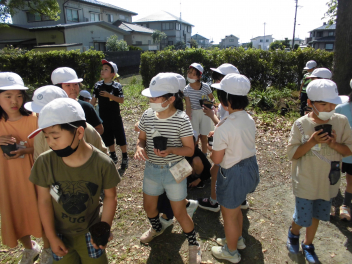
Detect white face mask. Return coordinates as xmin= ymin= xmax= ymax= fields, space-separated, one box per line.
xmin=150 ymin=99 xmax=170 ymax=112
xmin=312 ymin=104 xmax=335 ymax=121
xmin=187 ymin=77 xmax=197 ymax=84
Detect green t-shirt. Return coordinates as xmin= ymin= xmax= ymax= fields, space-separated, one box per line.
xmin=301 ymin=72 xmax=312 ymax=93
xmin=29 ymin=146 xmax=120 ymax=236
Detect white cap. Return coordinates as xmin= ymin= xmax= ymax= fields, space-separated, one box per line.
xmin=171 ymin=73 xmax=186 ymax=91
xmin=142 ymin=73 xmax=180 ymax=97
xmin=28 ymin=98 xmax=86 ymax=139
xmin=102 ymin=59 xmax=118 ymax=74
xmin=307 ymin=79 xmax=348 ymax=105
xmin=51 ymin=67 xmax=83 ymax=84
xmin=24 ymin=85 xmax=68 ymax=113
xmin=79 ymin=90 xmax=92 ymax=100
xmin=211 ymin=73 xmax=251 ymax=96
xmin=304 ymin=60 xmax=317 ymax=70
xmin=350 ymin=79 xmax=352 ymax=89
xmin=307 ymin=68 xmax=332 ymax=79
xmin=210 ymin=63 xmax=240 ymax=75
xmin=0 ymin=72 xmax=28 ymax=90
xmin=189 ymin=63 xmax=204 ymax=74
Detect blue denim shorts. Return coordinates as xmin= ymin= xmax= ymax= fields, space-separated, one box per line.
xmin=293 ymin=197 xmax=332 ymax=227
xmin=143 ymin=161 xmax=187 ymax=202
xmin=216 ymin=156 xmax=259 ymax=209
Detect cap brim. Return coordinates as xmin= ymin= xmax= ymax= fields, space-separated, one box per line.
xmin=102 ymin=59 xmax=109 ymax=64
xmin=0 ymin=84 xmax=28 ymax=90
xmin=28 ymin=128 xmax=43 ymax=139
xmin=324 ymin=95 xmax=349 ymax=105
xmin=306 ymin=75 xmax=317 ymax=79
xmin=141 ymin=88 xmax=168 ymax=98
xmin=211 ymin=83 xmax=223 ymax=90
xmin=61 ymin=78 xmax=83 ymax=84
xmin=210 ymin=68 xmax=223 ymax=75
xmin=24 ymin=102 xmax=43 ymax=113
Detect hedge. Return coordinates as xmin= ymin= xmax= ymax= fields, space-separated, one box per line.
xmin=140 ymin=47 xmax=334 ymax=90
xmin=0 ymin=49 xmax=104 ymax=89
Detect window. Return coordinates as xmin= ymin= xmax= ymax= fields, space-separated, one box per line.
xmin=90 ymin=13 xmax=99 ymax=22
xmin=107 ymin=14 xmax=113 ymax=22
xmin=187 ymin=26 xmax=191 ymax=33
xmin=325 ymin=43 xmax=334 ymax=50
xmin=94 ymin=42 xmax=106 ymax=51
xmin=176 ymin=23 xmax=181 ymax=30
xmin=135 ymin=41 xmax=142 ymax=45
xmin=66 ymin=9 xmax=78 ymax=22
xmin=317 ymin=32 xmax=323 ymax=37
xmin=328 ymin=31 xmax=334 ymax=36
xmin=168 ymin=41 xmax=173 ymax=45
xmin=148 ymin=40 xmax=151 ymax=45
xmin=26 ymin=12 xmax=41 ymax=22
xmin=260 ymin=39 xmax=263 ymax=42
xmin=266 ymin=39 xmax=269 ymax=42
xmin=199 ymin=40 xmax=204 ymax=43
xmin=119 ymin=14 xmax=125 ymax=21
xmin=146 ymin=23 xmax=149 ymax=28
xmin=229 ymin=39 xmax=234 ymax=42
xmin=162 ymin=23 xmax=173 ymax=30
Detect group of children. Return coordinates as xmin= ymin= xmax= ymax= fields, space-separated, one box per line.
xmin=0 ymin=57 xmax=352 ymax=264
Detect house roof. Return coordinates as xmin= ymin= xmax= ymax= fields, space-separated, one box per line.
xmin=250 ymin=35 xmax=272 ymax=40
xmin=191 ymin=34 xmax=208 ymax=40
xmin=34 ymin=43 xmax=83 ymax=48
xmin=308 ymin=36 xmax=335 ymax=43
xmin=134 ymin=10 xmax=194 ymax=26
xmin=118 ymin=22 xmax=154 ymax=34
xmin=310 ymin=23 xmax=336 ymax=32
xmin=78 ymin=0 xmax=137 ymax=15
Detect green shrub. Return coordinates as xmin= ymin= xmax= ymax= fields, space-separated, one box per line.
xmin=0 ymin=49 xmax=104 ymax=89
xmin=128 ymin=45 xmax=143 ymax=51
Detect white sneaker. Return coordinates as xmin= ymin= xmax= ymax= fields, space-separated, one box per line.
xmin=40 ymin=248 xmax=53 ymax=264
xmin=19 ymin=240 xmax=41 ymax=264
xmin=240 ymin=200 xmax=249 ymax=210
xmin=215 ymin=237 xmax=246 ymax=249
xmin=187 ymin=199 xmax=199 ymax=218
xmin=159 ymin=216 xmax=174 ymax=230
xmin=212 ymin=246 xmax=241 ymax=263
xmin=140 ymin=227 xmax=164 ymax=243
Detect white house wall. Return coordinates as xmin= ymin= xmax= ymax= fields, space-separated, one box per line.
xmin=35 ymin=30 xmax=65 ymax=45
xmin=124 ymin=33 xmax=153 ymax=45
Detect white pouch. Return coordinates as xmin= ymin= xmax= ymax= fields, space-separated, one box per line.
xmin=169 ymin=159 xmax=193 ymax=183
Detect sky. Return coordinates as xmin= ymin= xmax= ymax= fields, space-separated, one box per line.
xmin=101 ymin=0 xmax=330 ymax=44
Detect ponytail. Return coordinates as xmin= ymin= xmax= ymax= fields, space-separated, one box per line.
xmin=164 ymin=91 xmax=184 ymax=111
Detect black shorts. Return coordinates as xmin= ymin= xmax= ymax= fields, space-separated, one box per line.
xmin=101 ymin=115 xmax=127 ymax=147
xmin=342 ymin=162 xmax=352 ymax=175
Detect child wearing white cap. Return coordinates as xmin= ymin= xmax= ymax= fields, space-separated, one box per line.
xmin=184 ymin=62 xmax=214 ymax=154
xmin=286 ymin=79 xmax=352 ymax=263
xmin=209 ymin=73 xmax=259 ymax=263
xmin=0 ymin=72 xmax=44 ymax=262
xmin=299 ymin=60 xmax=317 ymax=116
xmin=29 ymin=98 xmax=120 ymax=263
xmin=79 ymin=90 xmax=92 ymax=102
xmin=334 ymin=79 xmax=352 ymax=221
xmin=91 ymin=60 xmax=129 ymax=170
xmin=51 ymin=67 xmax=104 ymax=135
xmin=134 ymin=73 xmax=201 ymax=264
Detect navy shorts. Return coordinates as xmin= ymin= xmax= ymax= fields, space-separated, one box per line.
xmin=216 ymin=156 xmax=259 ymax=209
xmin=101 ymin=115 xmax=127 ymax=147
xmin=342 ymin=162 xmax=352 ymax=175
xmin=293 ymin=197 xmax=332 ymax=227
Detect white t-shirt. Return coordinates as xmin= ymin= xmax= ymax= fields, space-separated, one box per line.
xmin=213 ymin=111 xmax=256 ymax=169
xmin=183 ymin=83 xmax=212 ymax=110
xmin=218 ymin=104 xmax=229 ymax=121
xmin=138 ymin=108 xmax=194 ymax=165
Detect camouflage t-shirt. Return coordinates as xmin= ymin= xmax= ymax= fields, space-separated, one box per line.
xmin=301 ymin=72 xmax=312 ymax=93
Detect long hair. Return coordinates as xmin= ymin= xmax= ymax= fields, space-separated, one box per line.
xmin=0 ymin=90 xmax=31 ymax=121
xmin=163 ymin=91 xmax=184 ymax=111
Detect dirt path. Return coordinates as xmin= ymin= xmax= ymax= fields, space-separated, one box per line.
xmin=0 ymin=114 xmax=351 ymax=263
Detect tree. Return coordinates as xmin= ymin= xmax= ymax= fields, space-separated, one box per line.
xmin=269 ymin=40 xmax=284 ymax=51
xmin=174 ymin=41 xmax=186 ymax=50
xmin=323 ymin=0 xmax=337 ymax=25
xmin=0 ymin=0 xmax=60 ymax=24
xmin=332 ymin=0 xmax=352 ymax=95
xmin=190 ymin=38 xmax=198 ymax=48
xmin=248 ymin=42 xmax=253 ymax=48
xmin=151 ymin=30 xmax=167 ymax=50
xmin=106 ymin=35 xmax=129 ymax=51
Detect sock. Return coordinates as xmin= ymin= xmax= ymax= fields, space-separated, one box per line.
xmin=224 ymin=244 xmax=239 ymax=256
xmin=148 ymin=215 xmax=162 ymax=232
xmin=210 ymin=197 xmax=218 ymax=205
xmin=109 ymin=151 xmax=116 ymax=157
xmin=343 ymin=191 xmax=352 ymax=208
xmin=186 ymin=201 xmax=190 ymax=208
xmin=184 ymin=229 xmax=199 ymax=246
xmin=122 ymin=152 xmax=128 ymax=159
xmin=241 ymin=200 xmax=247 ymax=205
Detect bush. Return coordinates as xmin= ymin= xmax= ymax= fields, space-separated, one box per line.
xmin=128 ymin=45 xmax=143 ymax=51
xmin=140 ymin=47 xmax=334 ymax=90
xmin=0 ymin=49 xmax=104 ymax=89
xmin=106 ymin=35 xmax=129 ymax=51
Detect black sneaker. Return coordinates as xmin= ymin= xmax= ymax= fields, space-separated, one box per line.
xmin=197 ymin=197 xmax=220 ymax=212
xmin=110 ymin=154 xmax=118 ymax=164
xmin=120 ymin=157 xmax=129 ymax=170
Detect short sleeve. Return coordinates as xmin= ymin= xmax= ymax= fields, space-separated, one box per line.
xmin=84 ymin=103 xmax=103 ymax=128
xmin=92 ymin=82 xmax=99 ymax=98
xmin=287 ymin=122 xmax=302 ymax=160
xmin=29 ymin=155 xmax=51 ymax=188
xmin=138 ymin=111 xmax=147 ymax=133
xmin=339 ymin=118 xmax=352 ymax=152
xmin=113 ymin=83 xmax=124 ymax=98
xmin=183 ymin=86 xmax=189 ymax=97
xmin=102 ymin=161 xmax=121 ymax=189
xmin=179 ymin=115 xmax=193 ymax=138
xmin=212 ymin=126 xmax=228 ymax=151
xmin=85 ymin=123 xmax=108 ymax=155
xmin=203 ymin=83 xmax=212 ymax=95
xmin=33 ymin=132 xmax=47 ymax=161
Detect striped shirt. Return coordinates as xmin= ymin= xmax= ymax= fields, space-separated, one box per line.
xmin=138 ymin=108 xmax=194 ymax=165
xmin=184 ymin=83 xmax=212 ymax=110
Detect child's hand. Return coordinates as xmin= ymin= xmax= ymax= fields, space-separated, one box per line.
xmin=99 ymin=91 xmax=111 ymax=98
xmin=0 ymin=135 xmax=16 ymax=146
xmin=208 ymin=131 xmax=214 ymax=137
xmin=134 ymin=147 xmax=149 ymax=161
xmin=154 ymin=148 xmax=171 ymax=157
xmin=327 ymin=129 xmax=337 ymax=148
xmin=50 ymin=236 xmax=68 ymax=257
xmin=188 ymin=178 xmax=201 ymax=188
xmin=91 ymin=232 xmax=113 ymax=250
xmin=309 ymin=130 xmax=330 ymax=144
xmin=202 ymin=106 xmax=215 ymax=118
xmin=4 ymin=148 xmax=24 ymax=160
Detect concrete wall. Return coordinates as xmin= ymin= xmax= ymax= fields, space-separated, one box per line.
xmin=35 ymin=30 xmax=65 ymax=45
xmin=104 ymin=51 xmax=143 ymax=75
xmin=0 ymin=26 xmax=35 ymax=41
xmin=124 ymin=33 xmax=153 ymax=45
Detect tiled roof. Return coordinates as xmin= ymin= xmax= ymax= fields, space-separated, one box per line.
xmin=310 ymin=23 xmax=336 ymax=31
xmin=192 ymin=34 xmax=208 ymax=40
xmin=134 ymin=10 xmax=194 ymax=26
xmin=250 ymin=35 xmax=272 ymax=40
xmin=35 ymin=43 xmax=82 ymax=48
xmin=79 ymin=0 xmax=137 ymax=15
xmin=118 ymin=22 xmax=154 ymax=34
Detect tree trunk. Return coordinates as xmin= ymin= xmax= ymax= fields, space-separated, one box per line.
xmin=333 ymin=0 xmax=352 ymax=95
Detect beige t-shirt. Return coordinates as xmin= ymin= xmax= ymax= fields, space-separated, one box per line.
xmin=287 ymin=114 xmax=352 ymax=201
xmin=33 ymin=123 xmax=108 ymax=161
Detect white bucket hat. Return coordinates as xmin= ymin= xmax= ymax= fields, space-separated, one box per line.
xmin=102 ymin=60 xmax=118 ymax=74
xmin=304 ymin=60 xmax=317 ymax=70
xmin=307 ymin=79 xmax=348 ymax=105
xmin=28 ymin=98 xmax=86 ymax=139
xmin=0 ymin=72 xmax=28 ymax=90
xmin=51 ymin=67 xmax=83 ymax=85
xmin=142 ymin=73 xmax=181 ymax=98
xmin=306 ymin=68 xmax=332 ymax=79
xmin=211 ymin=73 xmax=251 ymax=96
xmin=24 ymin=85 xmax=68 ymax=113
xmin=189 ymin=63 xmax=204 ymax=74
xmin=79 ymin=90 xmax=92 ymax=100
xmin=210 ymin=63 xmax=240 ymax=75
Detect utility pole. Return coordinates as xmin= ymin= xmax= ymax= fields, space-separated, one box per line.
xmin=263 ymin=22 xmax=266 ymax=50
xmin=292 ymin=0 xmax=298 ymax=50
